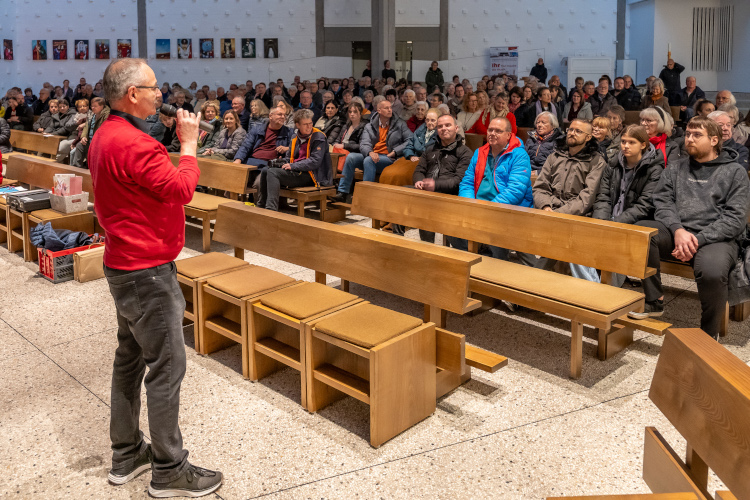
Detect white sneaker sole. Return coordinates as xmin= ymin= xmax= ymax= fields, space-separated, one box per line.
xmin=108 ymin=462 xmax=152 ymax=485
xmin=148 ymin=480 xmax=223 ymax=498
xmin=628 ymin=310 xmax=664 ymax=320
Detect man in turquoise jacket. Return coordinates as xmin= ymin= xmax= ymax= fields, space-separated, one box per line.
xmin=456 ymin=116 xmax=533 ymax=261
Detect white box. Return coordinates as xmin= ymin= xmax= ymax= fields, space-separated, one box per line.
xmin=50 ymin=192 xmax=89 ymax=214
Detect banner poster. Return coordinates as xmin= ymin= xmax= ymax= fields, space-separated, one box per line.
xmin=489 ymin=46 xmax=518 ymax=76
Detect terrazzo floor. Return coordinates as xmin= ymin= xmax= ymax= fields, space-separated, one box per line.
xmin=1 ymin=211 xmax=748 ymax=499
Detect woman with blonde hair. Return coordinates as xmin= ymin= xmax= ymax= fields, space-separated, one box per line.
xmin=198 ymin=100 xmax=222 ymax=149
xmin=457 ymin=91 xmax=481 ymax=131
xmin=248 ymin=98 xmax=269 ymax=130
xmin=639 ymin=106 xmax=680 ymax=168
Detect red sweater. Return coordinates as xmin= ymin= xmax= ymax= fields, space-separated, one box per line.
xmin=89 ymin=114 xmax=200 ymax=270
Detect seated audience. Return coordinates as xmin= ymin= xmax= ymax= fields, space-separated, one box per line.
xmin=70 ymin=97 xmax=109 ymax=167
xmin=32 ymin=88 xmax=52 ymax=115
xmin=592 ymin=116 xmax=614 ymax=159
xmin=611 ymin=77 xmax=641 ymax=111
xmin=709 ymin=110 xmax=749 ymax=172
xmin=640 ymin=107 xmax=680 ymax=168
xmin=403 ymin=108 xmax=440 ymax=161
xmin=407 ymin=101 xmax=428 ymax=132
xmin=630 ymin=117 xmax=749 ymax=340
xmin=257 ymin=109 xmax=332 ymax=211
xmin=191 ymin=89 xmax=206 ymax=113
xmin=507 ymin=87 xmax=523 ymax=115
xmin=173 ymin=91 xmax=194 ymax=113
xmin=525 ymin=111 xmax=563 ymax=172
xmin=230 ymin=95 xmax=251 ymax=131
xmin=393 ymin=114 xmax=472 ymax=240
xmin=715 ymin=90 xmax=744 ymax=121
xmin=425 ymin=61 xmax=445 ymax=93
xmin=331 ymin=99 xmax=412 ymax=202
xmin=297 ymin=90 xmax=322 ymax=124
xmin=234 ymin=106 xmax=292 ymax=167
xmin=563 ymin=89 xmax=593 ymax=123
xmin=456 ymin=92 xmax=482 ymax=132
xmin=3 ymin=95 xmax=32 ymax=131
xmin=641 ymin=78 xmax=671 ymax=114
xmin=398 ymin=89 xmax=417 ymax=121
xmin=447 ymin=84 xmax=464 ymax=116
xmin=0 ymin=117 xmax=10 ymax=153
xmin=33 ymin=98 xmax=58 ymax=133
xmin=197 ymin=109 xmax=247 ymax=161
xmin=314 ymin=101 xmax=343 ymax=140
xmin=589 ymin=78 xmax=616 ymax=117
xmin=676 ymin=76 xmax=704 ymax=122
xmin=195 ymin=101 xmax=222 ymax=152
xmin=734 ymin=111 xmax=750 ymax=146
xmin=521 ymin=86 xmax=559 ymax=128
xmin=457 ymin=116 xmax=533 ymax=258
xmin=694 ymin=99 xmax=715 ymax=118
xmin=583 ymin=81 xmax=595 ymax=100
xmin=429 ymin=92 xmax=445 ymax=109
xmin=533 ymin=118 xmax=607 ymax=280
xmin=329 ymin=101 xmax=368 ymax=156
xmin=57 ymin=98 xmax=91 ymax=162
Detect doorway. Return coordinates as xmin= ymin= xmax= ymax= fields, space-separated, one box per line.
xmin=351 ymin=42 xmax=371 ymax=79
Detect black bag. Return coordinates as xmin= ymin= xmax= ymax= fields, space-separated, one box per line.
xmin=728 ymin=227 xmax=750 ymax=306
xmin=6 ymin=189 xmax=51 ymax=212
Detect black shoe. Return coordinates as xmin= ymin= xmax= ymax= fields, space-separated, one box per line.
xmin=628 ymin=299 xmax=664 ymax=320
xmin=329 ymin=192 xmax=349 ymax=204
xmin=108 ymin=445 xmax=153 ymax=485
xmin=148 ymin=464 xmax=223 ymax=498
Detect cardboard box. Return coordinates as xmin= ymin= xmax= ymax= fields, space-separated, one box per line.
xmin=50 ymin=192 xmax=89 ymax=214
xmin=73 ymin=246 xmax=105 ymax=283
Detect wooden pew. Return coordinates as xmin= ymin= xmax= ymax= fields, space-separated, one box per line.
xmin=350 ymin=182 xmax=657 ymax=378
xmin=212 ymin=202 xmax=507 ymax=398
xmin=169 ymin=154 xmax=254 ymax=252
xmin=464 ymin=133 xmax=486 ymax=152
xmin=9 ymin=130 xmax=64 ymax=157
xmin=4 ymin=154 xmax=95 ymax=260
xmin=280 ymin=152 xmax=343 ymax=223
xmin=551 ymin=328 xmax=750 ymax=499
xmin=624 ymin=111 xmax=641 ymax=125
xmin=516 ymin=127 xmax=532 ymax=143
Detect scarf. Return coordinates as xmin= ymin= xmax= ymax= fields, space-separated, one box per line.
xmin=290 ymin=127 xmax=323 ymax=186
xmin=649 ymin=133 xmax=668 ymax=168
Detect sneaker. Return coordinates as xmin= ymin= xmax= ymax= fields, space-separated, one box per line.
xmin=628 ymin=299 xmax=664 ymax=320
xmin=501 ymin=300 xmax=517 ymax=313
xmin=108 ymin=445 xmax=153 ymax=485
xmin=148 ymin=465 xmax=223 ymax=498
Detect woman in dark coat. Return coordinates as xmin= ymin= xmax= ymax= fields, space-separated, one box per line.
xmin=524 ymin=111 xmax=563 ymax=171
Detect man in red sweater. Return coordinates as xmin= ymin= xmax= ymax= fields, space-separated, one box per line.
xmin=88 ymin=58 xmax=223 ymax=498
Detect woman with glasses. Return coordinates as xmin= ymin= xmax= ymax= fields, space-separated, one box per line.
xmin=639 ymin=106 xmax=680 ymax=168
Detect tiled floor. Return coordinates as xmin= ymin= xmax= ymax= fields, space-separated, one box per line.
xmin=1 ymin=214 xmax=747 ymax=499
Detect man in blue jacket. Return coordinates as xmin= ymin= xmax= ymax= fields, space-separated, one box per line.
xmin=456 ymin=116 xmax=533 ymax=260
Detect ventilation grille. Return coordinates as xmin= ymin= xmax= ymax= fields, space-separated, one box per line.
xmin=692 ymin=6 xmax=733 ymax=72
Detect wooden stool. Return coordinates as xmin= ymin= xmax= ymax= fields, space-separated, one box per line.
xmin=249 ymin=282 xmax=361 ymax=408
xmin=175 ymin=252 xmax=248 ymax=351
xmin=0 ymin=196 xmax=9 ymax=247
xmin=6 ymin=207 xmax=27 ymax=255
xmin=199 ymin=265 xmax=297 ymax=378
xmin=306 ymin=302 xmax=436 ymax=447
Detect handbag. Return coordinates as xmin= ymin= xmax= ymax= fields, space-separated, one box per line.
xmin=331 ymin=146 xmax=349 ymax=172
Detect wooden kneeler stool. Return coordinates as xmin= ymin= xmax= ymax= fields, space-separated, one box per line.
xmin=175 ymin=253 xmax=249 ymax=351
xmin=198 ymin=265 xmax=298 ymax=378
xmin=249 ymin=281 xmax=362 ymax=408
xmin=306 ymin=302 xmax=436 ymax=448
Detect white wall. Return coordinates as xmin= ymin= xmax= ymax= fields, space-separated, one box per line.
xmin=441 ymin=0 xmax=618 ymax=87
xmin=627 ymin=0 xmax=654 ymax=85
xmin=652 ymin=0 xmax=720 ymax=92
xmin=323 ymin=0 xmax=439 ymax=28
xmin=0 ymin=0 xmax=18 ymax=82
xmin=718 ymin=0 xmax=750 ymax=92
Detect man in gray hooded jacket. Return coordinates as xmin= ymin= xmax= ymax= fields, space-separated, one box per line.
xmin=630 ymin=117 xmax=750 ymax=339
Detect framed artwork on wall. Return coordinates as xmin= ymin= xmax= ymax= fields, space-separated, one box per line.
xmin=241 ymin=38 xmax=255 ymax=58
xmin=3 ymin=40 xmax=13 ymax=60
xmin=117 ymin=39 xmax=132 ymax=59
xmin=221 ymin=38 xmax=235 ymax=59
xmin=32 ymin=40 xmax=47 ymax=61
xmin=74 ymin=40 xmax=88 ymax=60
xmin=95 ymin=39 xmax=110 ymax=60
xmin=177 ymin=38 xmax=192 ymax=59
xmin=200 ymin=38 xmax=214 ymax=58
xmin=156 ymin=39 xmax=171 ymax=59
xmin=263 ymin=38 xmax=278 ymax=59
xmin=52 ymin=40 xmax=67 ymax=60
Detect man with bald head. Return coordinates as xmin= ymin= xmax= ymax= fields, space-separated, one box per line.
xmin=676 ymin=76 xmax=705 ymax=121
xmin=658 ymin=58 xmax=684 ymax=105
xmin=89 ymin=58 xmax=223 ymax=497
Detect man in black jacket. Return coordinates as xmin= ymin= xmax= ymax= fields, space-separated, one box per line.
xmin=611 ymin=77 xmax=641 ymax=111
xmin=658 ymin=59 xmax=685 ymax=105
xmin=630 ymin=117 xmax=750 ymax=339
xmin=392 ymin=114 xmax=472 ymax=241
xmin=676 ymin=76 xmax=705 ymax=122
xmin=530 ymin=58 xmax=547 ymax=84
xmin=709 ymin=110 xmax=749 ymax=171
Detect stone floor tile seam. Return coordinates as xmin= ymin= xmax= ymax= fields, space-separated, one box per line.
xmin=0 ymin=317 xmax=111 ymax=409
xmin=243 ymin=388 xmax=651 ymax=500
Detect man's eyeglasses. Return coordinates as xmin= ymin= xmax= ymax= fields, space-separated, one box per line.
xmin=567 ymin=128 xmax=588 ymax=136
xmin=135 ymin=85 xmax=160 ymax=92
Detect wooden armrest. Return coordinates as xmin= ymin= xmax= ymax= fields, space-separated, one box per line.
xmin=463 ymin=297 xmax=482 ymax=313
xmin=643 ymin=427 xmax=709 ymax=500
xmin=465 ymin=345 xmax=507 ymax=373
xmin=644 ymin=267 xmax=657 ymax=278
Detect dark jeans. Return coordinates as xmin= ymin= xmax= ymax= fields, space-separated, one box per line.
xmin=637 ymin=220 xmax=738 ymax=337
xmin=260 ymin=167 xmax=315 ymax=211
xmin=390 ymin=224 xmax=436 ymax=243
xmin=105 ymin=262 xmax=190 ymax=484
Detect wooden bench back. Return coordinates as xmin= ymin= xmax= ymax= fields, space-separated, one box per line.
xmin=516 ymin=127 xmax=531 ymax=143
xmin=463 ymin=133 xmax=486 ymax=152
xmin=9 ymin=130 xmax=64 ymax=156
xmin=649 ymin=328 xmax=750 ymax=500
xmin=351 ymin=182 xmax=657 ymax=278
xmin=624 ymin=110 xmax=641 ymax=125
xmin=212 ymin=202 xmax=481 ymax=314
xmin=169 ymin=154 xmax=251 ymax=195
xmin=6 ymin=153 xmax=94 ymax=202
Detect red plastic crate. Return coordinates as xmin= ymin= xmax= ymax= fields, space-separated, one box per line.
xmin=38 ymin=240 xmax=105 ymax=284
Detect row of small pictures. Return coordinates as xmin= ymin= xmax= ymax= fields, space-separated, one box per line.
xmin=1 ymin=38 xmax=279 ymax=61
xmin=0 ymin=39 xmax=130 ymax=60
xmin=157 ymin=38 xmax=278 ymax=59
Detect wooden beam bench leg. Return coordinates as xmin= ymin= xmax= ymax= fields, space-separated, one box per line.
xmin=424 ymin=304 xmax=447 ymax=329
xmin=201 ymin=216 xmax=212 ymax=253
xmin=340 ymin=279 xmax=350 ymax=292
xmin=314 ymin=271 xmax=326 ymax=285
xmin=297 ymin=199 xmax=306 ymax=218
xmin=597 ymin=324 xmax=634 ymax=361
xmin=731 ymin=301 xmax=750 ymax=322
xmin=570 ymin=321 xmax=583 ymax=379
xmin=234 ymin=247 xmax=244 ymax=259
xmin=720 ymin=302 xmax=729 ymax=337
